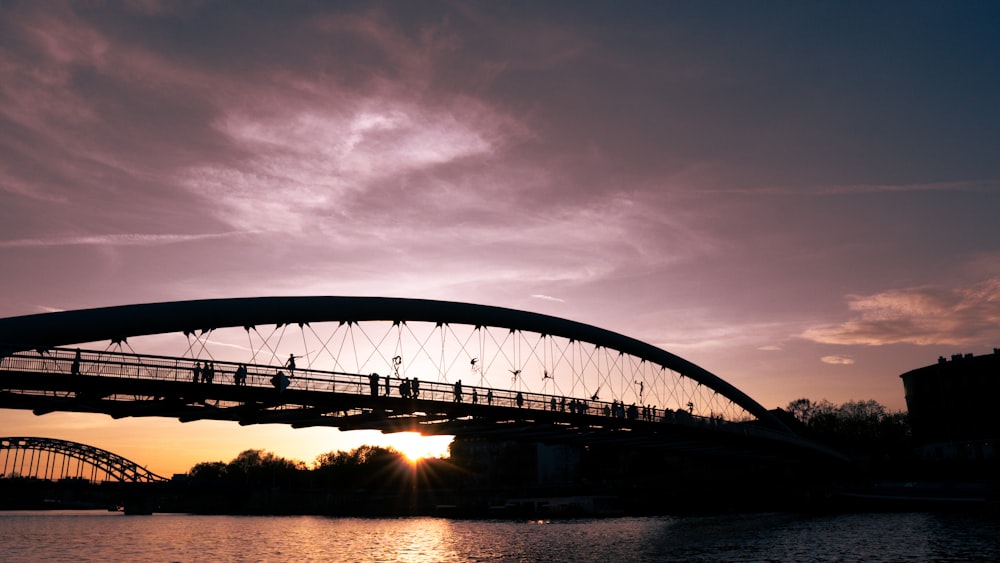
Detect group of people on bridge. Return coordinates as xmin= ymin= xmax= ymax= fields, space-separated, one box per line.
xmin=59 ymin=348 xmax=722 ymax=426
xmin=191 ymin=361 xmax=252 ymax=386
xmin=189 ymin=356 xmax=294 ymax=390
xmin=368 ymin=372 xmax=422 ymax=399
xmin=191 ymin=361 xmax=218 ymax=384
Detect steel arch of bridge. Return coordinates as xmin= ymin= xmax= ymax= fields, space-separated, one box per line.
xmin=0 ymin=436 xmax=167 ymax=483
xmin=0 ymin=296 xmax=788 ymax=432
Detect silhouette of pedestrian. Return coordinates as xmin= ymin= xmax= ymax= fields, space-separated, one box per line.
xmin=454 ymin=380 xmax=463 ymax=402
xmin=516 ymin=392 xmax=524 ymax=408
xmin=486 ymin=389 xmax=493 ymax=405
xmin=71 ymin=349 xmax=81 ymax=375
xmin=472 ymin=388 xmax=479 ymax=404
xmin=271 ymin=370 xmax=289 ymax=392
xmin=192 ymin=362 xmax=201 ymax=384
xmin=369 ymin=372 xmax=380 ymax=397
xmin=411 ymin=377 xmax=420 ymax=399
xmin=285 ymin=354 xmax=299 ymax=375
xmin=385 ymin=374 xmax=391 ymax=397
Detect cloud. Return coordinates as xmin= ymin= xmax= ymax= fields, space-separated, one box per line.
xmin=801 ymin=278 xmax=1000 ymax=346
xmin=820 ymin=355 xmax=855 ymax=365
xmin=703 ymin=180 xmax=999 ymax=196
xmin=531 ymin=294 xmax=565 ymax=303
xmin=0 ymin=232 xmax=255 ymax=248
xmin=185 ymin=94 xmax=506 ymax=234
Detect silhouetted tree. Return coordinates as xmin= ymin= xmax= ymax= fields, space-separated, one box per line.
xmin=188 ymin=449 xmax=306 ymax=488
xmin=189 ymin=460 xmax=227 ymax=480
xmin=785 ymin=398 xmax=910 ymax=456
xmin=786 ymin=398 xmax=835 ymax=425
xmin=313 ymin=446 xmax=409 ymax=490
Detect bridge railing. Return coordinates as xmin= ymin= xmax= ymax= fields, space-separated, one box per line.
xmin=0 ymin=346 xmax=758 ymax=433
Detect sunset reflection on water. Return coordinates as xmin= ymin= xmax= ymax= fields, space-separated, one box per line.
xmin=3 ymin=511 xmax=1000 ymax=562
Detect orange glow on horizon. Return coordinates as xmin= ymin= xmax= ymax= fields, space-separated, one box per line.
xmin=387 ymin=432 xmax=451 ymax=464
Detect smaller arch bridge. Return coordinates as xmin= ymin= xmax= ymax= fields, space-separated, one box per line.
xmin=0 ymin=437 xmax=167 ymax=483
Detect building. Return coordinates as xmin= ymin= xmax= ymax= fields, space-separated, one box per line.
xmin=900 ymin=349 xmax=1000 ymax=461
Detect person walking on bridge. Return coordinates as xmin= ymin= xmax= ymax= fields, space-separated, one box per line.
xmin=285 ymin=354 xmax=300 ymax=375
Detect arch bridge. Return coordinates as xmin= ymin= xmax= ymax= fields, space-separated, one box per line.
xmin=0 ymin=436 xmax=167 ymax=483
xmin=0 ymin=297 xmax=825 ymax=457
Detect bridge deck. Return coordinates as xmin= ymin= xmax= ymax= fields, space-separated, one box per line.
xmin=0 ymin=347 xmax=833 ymax=459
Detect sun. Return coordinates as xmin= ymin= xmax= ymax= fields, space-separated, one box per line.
xmin=386 ymin=432 xmax=452 ymax=464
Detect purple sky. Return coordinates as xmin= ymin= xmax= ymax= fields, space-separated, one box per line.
xmin=2 ymin=1 xmax=1000 ymax=474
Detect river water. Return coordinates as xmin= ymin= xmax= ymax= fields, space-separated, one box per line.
xmin=2 ymin=510 xmax=998 ymax=561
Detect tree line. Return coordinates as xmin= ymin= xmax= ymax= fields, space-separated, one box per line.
xmin=187 ymin=445 xmax=458 ymax=491
xmin=782 ymin=398 xmax=911 ymax=461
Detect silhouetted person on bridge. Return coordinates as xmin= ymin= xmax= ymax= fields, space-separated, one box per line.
xmin=411 ymin=377 xmax=420 ymax=399
xmin=71 ymin=349 xmax=81 ymax=375
xmin=192 ymin=362 xmax=202 ymax=384
xmin=204 ymin=362 xmax=215 ymax=384
xmin=453 ymin=380 xmax=463 ymax=402
xmin=550 ymin=397 xmax=557 ymax=411
xmin=472 ymin=388 xmax=479 ymax=404
xmin=369 ymin=372 xmax=380 ymax=397
xmin=486 ymin=389 xmax=493 ymax=405
xmin=516 ymin=392 xmax=524 ymax=408
xmin=385 ymin=374 xmax=391 ymax=397
xmin=235 ymin=364 xmax=247 ymax=386
xmin=271 ymin=370 xmax=290 ymax=392
xmin=400 ymin=378 xmax=411 ymax=399
xmin=285 ymin=354 xmax=299 ymax=375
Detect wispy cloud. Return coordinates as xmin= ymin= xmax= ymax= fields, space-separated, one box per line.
xmin=801 ymin=278 xmax=1000 ymax=346
xmin=186 ymin=95 xmax=507 ymax=234
xmin=0 ymin=232 xmax=256 ymax=248
xmin=531 ymin=294 xmax=565 ymax=303
xmin=703 ymin=180 xmax=999 ymax=197
xmin=820 ymin=355 xmax=855 ymax=365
